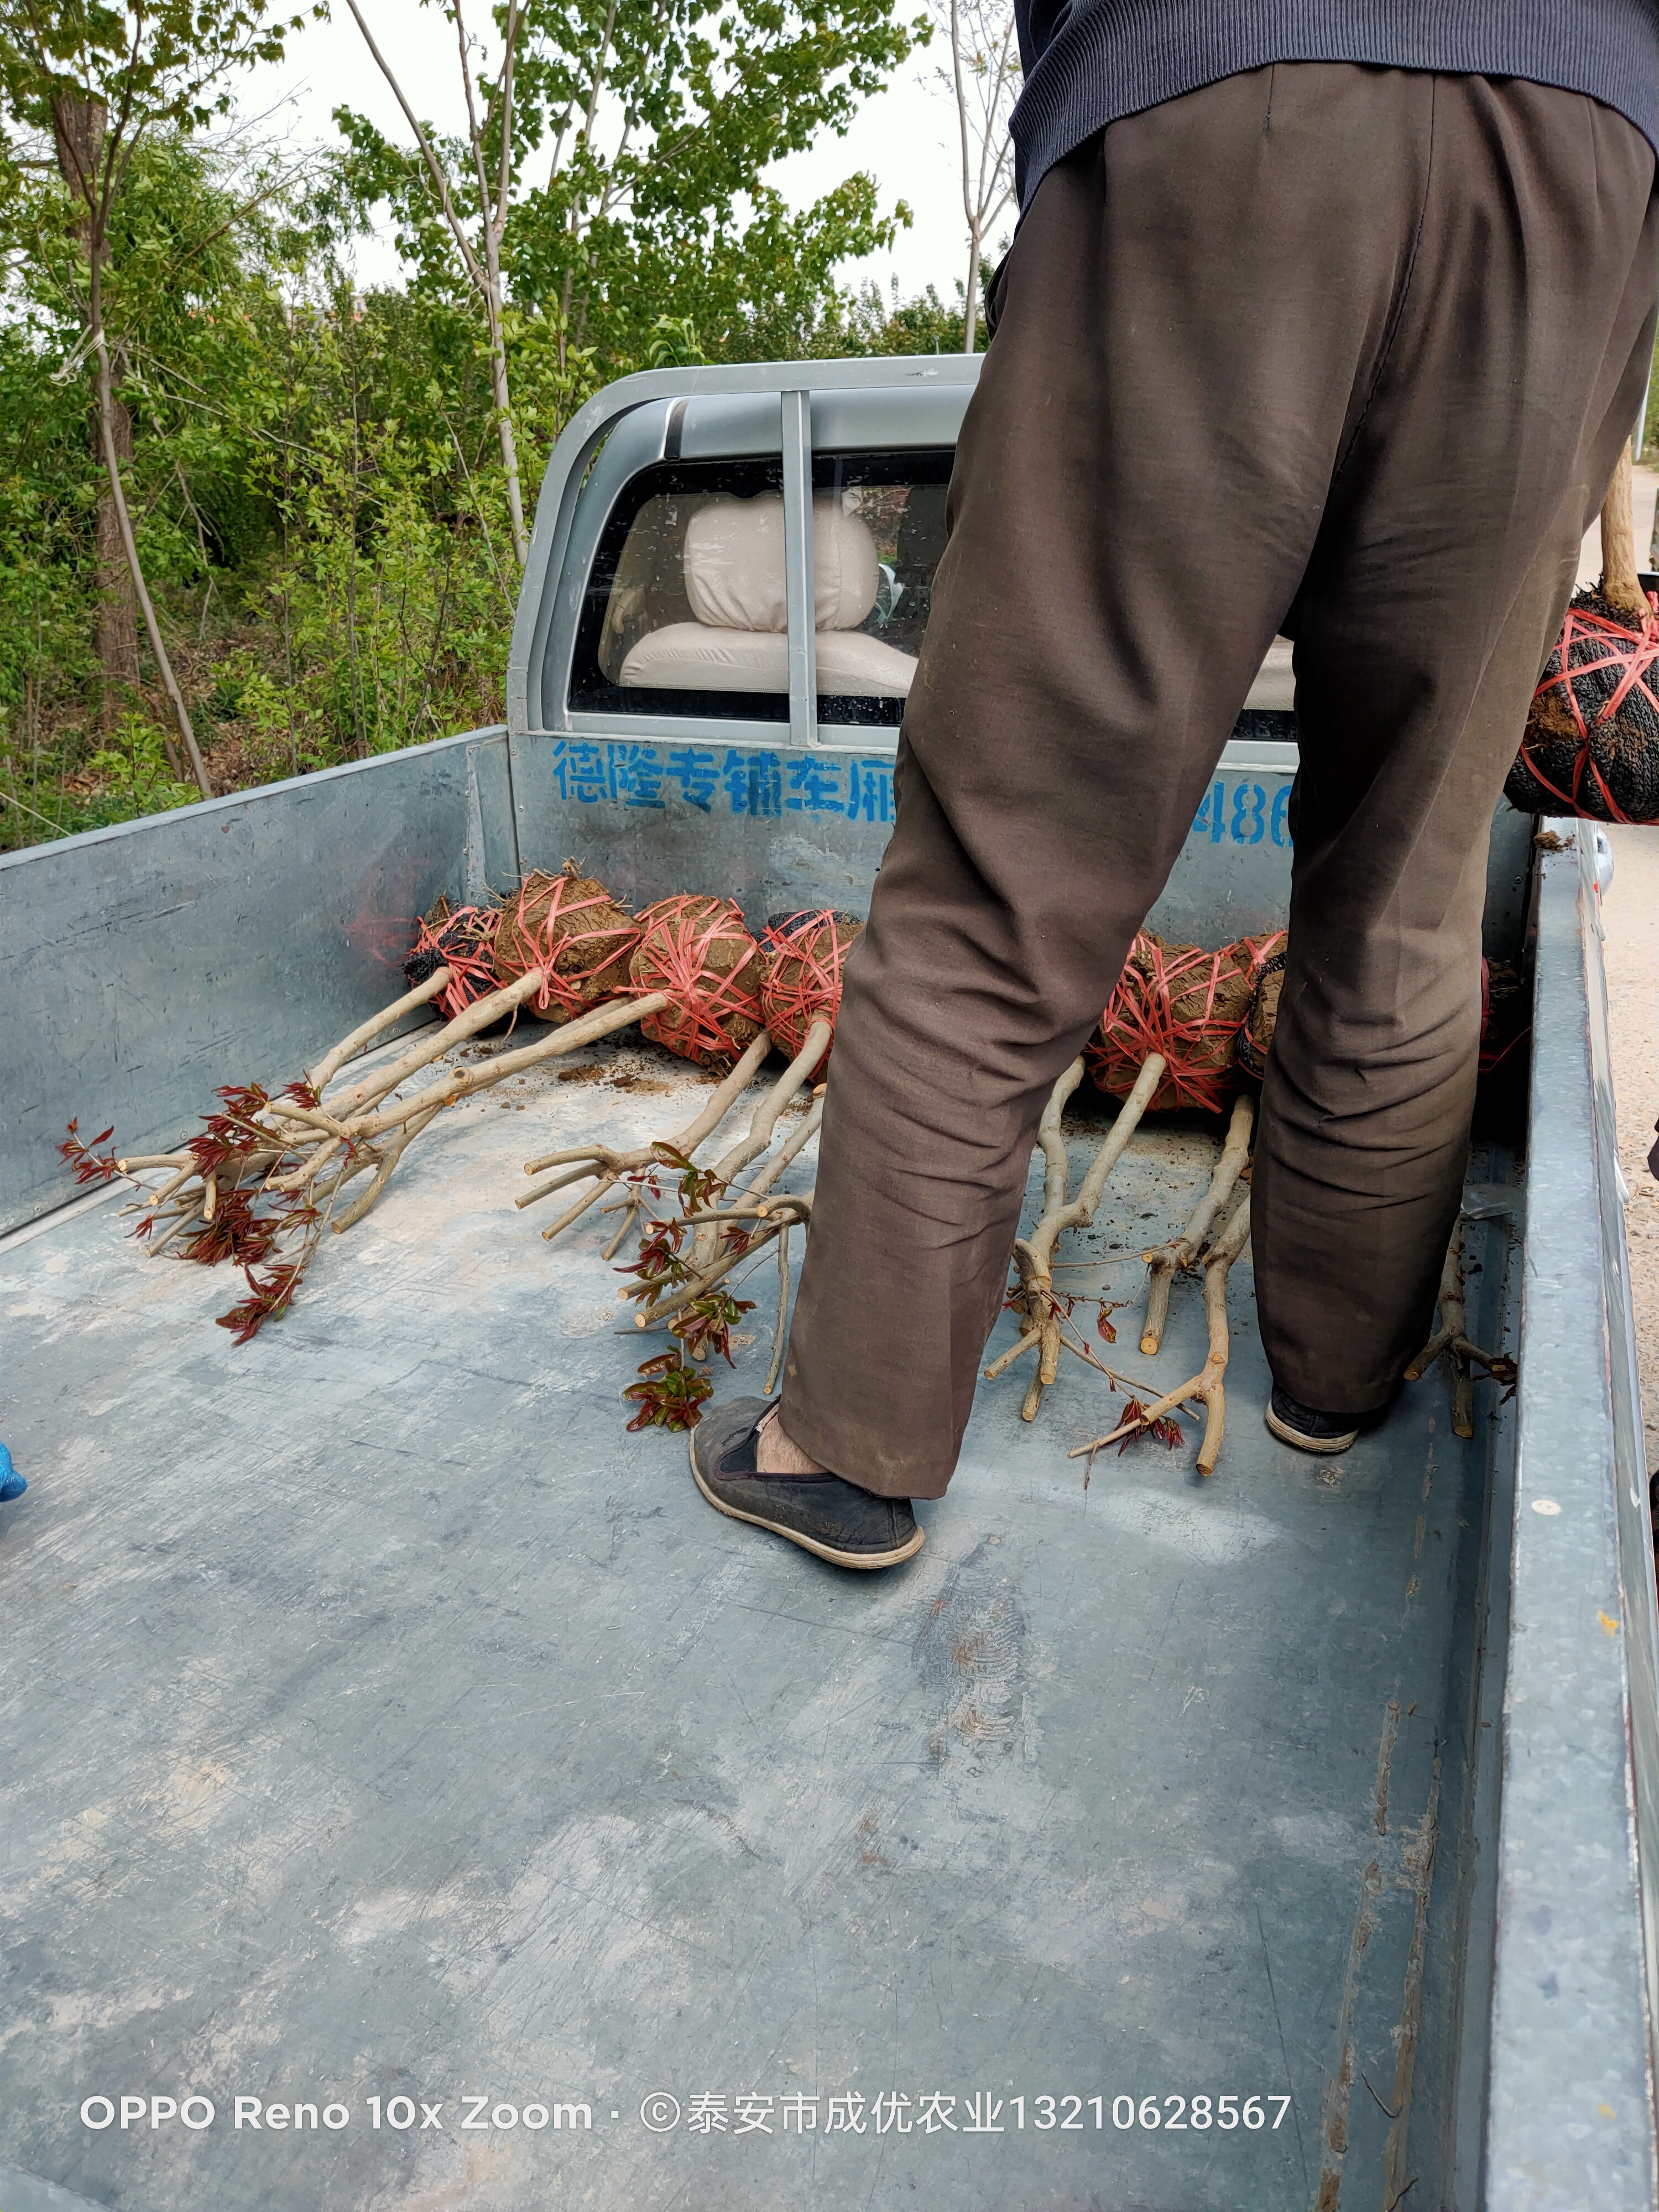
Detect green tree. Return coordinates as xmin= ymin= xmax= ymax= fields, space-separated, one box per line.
xmin=338 ymin=0 xmax=534 ymax=564
xmin=0 ymin=1 xmax=980 ymax=854
xmin=927 ymin=0 xmax=1015 ymax=348
xmin=0 ymin=0 xmax=312 ymax=791
xmin=333 ymin=0 xmax=923 ymax=382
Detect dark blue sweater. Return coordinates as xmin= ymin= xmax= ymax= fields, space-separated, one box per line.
xmin=1011 ymin=0 xmax=1659 ymax=205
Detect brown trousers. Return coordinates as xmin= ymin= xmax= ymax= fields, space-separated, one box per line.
xmin=784 ymin=65 xmax=1659 ymax=1500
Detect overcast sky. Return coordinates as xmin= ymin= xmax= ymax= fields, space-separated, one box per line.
xmin=234 ymin=1 xmax=989 ymax=307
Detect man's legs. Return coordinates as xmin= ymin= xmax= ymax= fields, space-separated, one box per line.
xmin=776 ymin=65 xmax=1657 ymax=1503
xmin=1255 ymin=84 xmax=1657 ymax=1408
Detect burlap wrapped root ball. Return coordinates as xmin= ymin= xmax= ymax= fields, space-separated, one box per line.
xmin=1505 ymin=587 xmax=1659 ymax=823
xmin=1233 ymin=931 xmax=1288 ymax=1082
xmin=492 ymin=864 xmax=641 ymax=1020
xmin=627 ymin=895 xmax=766 ymax=1071
xmin=404 ymin=895 xmax=504 ymax=1020
xmin=760 ymin=910 xmax=863 ymax=1062
xmin=1086 ymin=932 xmax=1256 ymax=1113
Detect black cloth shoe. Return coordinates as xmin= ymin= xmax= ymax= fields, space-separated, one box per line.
xmin=688 ymin=1397 xmax=925 ymax=1570
xmin=1264 ymin=1383 xmax=1364 ymax=1455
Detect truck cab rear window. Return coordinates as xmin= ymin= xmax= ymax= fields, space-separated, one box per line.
xmin=570 ymin=451 xmax=953 ymax=728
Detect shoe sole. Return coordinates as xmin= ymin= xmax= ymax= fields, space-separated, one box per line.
xmin=1264 ymin=1404 xmax=1359 ymax=1455
xmin=690 ymin=1449 xmax=925 ymax=1571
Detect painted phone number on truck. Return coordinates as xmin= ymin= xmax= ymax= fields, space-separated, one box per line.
xmin=1191 ymin=779 xmax=1293 ymax=847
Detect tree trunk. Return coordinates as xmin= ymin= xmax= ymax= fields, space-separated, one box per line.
xmin=963 ymin=232 xmax=981 ymax=353
xmin=484 ymin=278 xmax=529 ymax=567
xmin=53 ymin=95 xmax=155 ymax=740
xmin=52 ymin=95 xmax=144 ymax=732
xmin=92 ymin=333 xmax=212 ymax=797
xmin=95 ymin=381 xmax=142 ymax=725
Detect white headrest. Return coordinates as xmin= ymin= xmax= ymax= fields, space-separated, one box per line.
xmin=683 ymin=495 xmax=879 ymax=633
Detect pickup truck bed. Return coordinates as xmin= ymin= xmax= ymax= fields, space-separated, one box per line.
xmin=2 ymin=357 xmax=1655 ymax=2212
xmin=2 ymin=1008 xmax=1516 ymax=2211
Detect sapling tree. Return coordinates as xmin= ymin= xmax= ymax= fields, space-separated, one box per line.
xmin=338 ymin=0 xmax=532 ymax=565
xmin=337 ymin=0 xmax=924 ymax=382
xmin=926 ymin=0 xmax=1015 ymax=349
xmin=0 ymin=0 xmax=313 ymax=791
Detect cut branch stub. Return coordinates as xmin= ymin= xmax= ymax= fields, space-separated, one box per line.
xmin=1086 ymin=933 xmax=1255 ymax=1114
xmin=493 ymin=863 xmax=641 ymax=1021
xmin=994 ymin=1051 xmax=1166 ymax=1422
xmin=1405 ymin=1227 xmax=1515 ymax=1438
xmin=760 ymin=910 xmax=862 ymax=1063
xmin=1140 ymin=1091 xmax=1254 ymax=1354
xmin=628 ymin=894 xmax=765 ymax=1071
xmin=517 ymin=1029 xmax=776 ymax=1246
xmin=1072 ymin=1192 xmax=1252 ymax=1478
xmin=689 ymin=1017 xmax=831 ymax=1279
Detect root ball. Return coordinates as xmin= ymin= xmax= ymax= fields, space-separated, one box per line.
xmin=1505 ymin=588 xmax=1659 ymax=823
xmin=493 ymin=864 xmax=641 ymax=1020
xmin=1087 ymin=933 xmax=1254 ymax=1113
xmin=760 ymin=910 xmax=862 ymax=1061
xmin=628 ymin=895 xmax=765 ymax=1071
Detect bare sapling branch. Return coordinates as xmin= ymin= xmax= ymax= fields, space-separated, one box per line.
xmin=1599 ymin=438 xmax=1648 ymax=625
xmin=92 ymin=334 xmax=213 ymax=796
xmin=306 ymin=966 xmax=453 ymax=1089
xmin=518 ymin=1027 xmax=774 ymax=1241
xmin=68 ymin=962 xmax=671 ymax=1344
xmin=346 ymin=993 xmax=667 ymax=1140
xmin=993 ymin=1052 xmax=1166 ymax=1421
xmin=324 ymin=966 xmax=569 ymax=1120
xmin=764 ymin=1222 xmax=793 ymax=1395
xmin=342 ymin=0 xmax=529 ymax=564
xmin=1405 ymin=1228 xmax=1516 ymax=1438
xmin=1071 ymin=1193 xmax=1252 ymax=1477
xmin=691 ymin=1018 xmax=831 ymax=1269
xmin=1140 ymin=1092 xmax=1254 ymax=1355
xmin=728 ymin=1092 xmax=823 ymax=1207
xmin=601 ymin=907 xmax=840 ymax=1401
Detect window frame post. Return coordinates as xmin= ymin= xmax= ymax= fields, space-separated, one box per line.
xmin=780 ymin=388 xmax=818 ymax=748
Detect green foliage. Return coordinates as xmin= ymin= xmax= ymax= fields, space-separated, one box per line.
xmin=624 ymin=1350 xmax=716 ymax=1430
xmin=838 ymin=275 xmax=988 ymax=354
xmin=0 ymin=0 xmax=972 ymax=851
xmin=85 ymin=709 xmax=200 ymax=818
xmin=0 ymin=0 xmax=306 ymax=142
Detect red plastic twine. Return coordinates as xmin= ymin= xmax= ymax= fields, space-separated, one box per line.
xmin=1232 ymin=929 xmax=1288 ymax=1081
xmin=407 ymin=905 xmax=502 ymax=1021
xmin=760 ymin=911 xmax=859 ymax=1061
xmin=1235 ymin=929 xmax=1287 ymax=980
xmin=1522 ymin=598 xmax=1659 ymax=825
xmin=504 ymin=872 xmax=642 ymax=1019
xmin=628 ymin=895 xmax=765 ymax=1068
xmin=1086 ymin=933 xmax=1254 ymax=1114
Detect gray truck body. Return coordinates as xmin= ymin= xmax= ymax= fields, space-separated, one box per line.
xmin=0 ymin=358 xmax=1653 ymax=2212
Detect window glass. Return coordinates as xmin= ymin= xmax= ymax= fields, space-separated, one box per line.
xmin=570 ymin=451 xmax=954 ymax=728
